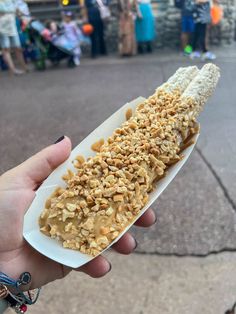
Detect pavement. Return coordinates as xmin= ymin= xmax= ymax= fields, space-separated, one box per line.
xmin=1 ymin=46 xmax=236 ymax=314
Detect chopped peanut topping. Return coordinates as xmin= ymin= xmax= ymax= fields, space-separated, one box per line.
xmin=91 ymin=139 xmax=105 ymax=152
xmin=113 ymin=194 xmax=124 ymax=202
xmin=39 ymin=88 xmax=200 ymax=256
xmin=125 ymin=108 xmax=133 ymax=120
xmin=66 ymin=203 xmax=77 ymax=212
xmin=74 ymin=155 xmax=85 ymax=168
xmin=100 ymin=226 xmax=110 ymax=235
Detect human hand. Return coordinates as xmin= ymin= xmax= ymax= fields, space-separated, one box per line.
xmin=0 ymin=136 xmax=156 ymax=289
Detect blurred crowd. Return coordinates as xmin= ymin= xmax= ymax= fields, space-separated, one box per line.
xmin=0 ymin=0 xmax=223 ymax=75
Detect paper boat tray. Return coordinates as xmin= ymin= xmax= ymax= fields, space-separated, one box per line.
xmin=23 ymin=97 xmax=199 ymax=268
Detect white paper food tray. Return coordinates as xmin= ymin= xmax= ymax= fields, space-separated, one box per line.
xmin=23 ymin=97 xmax=199 ymax=268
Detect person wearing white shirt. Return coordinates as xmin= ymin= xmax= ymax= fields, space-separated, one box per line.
xmin=0 ymin=0 xmax=27 ymax=75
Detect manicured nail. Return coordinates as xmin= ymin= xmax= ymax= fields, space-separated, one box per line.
xmin=107 ymin=263 xmax=112 ymax=273
xmin=54 ymin=136 xmax=65 ymax=144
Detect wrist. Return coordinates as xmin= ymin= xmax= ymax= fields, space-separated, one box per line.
xmin=0 ymin=299 xmax=8 ymax=314
xmin=0 ymin=272 xmax=41 ymax=313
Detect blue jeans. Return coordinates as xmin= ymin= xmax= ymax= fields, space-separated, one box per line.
xmin=181 ymin=15 xmax=195 ymax=33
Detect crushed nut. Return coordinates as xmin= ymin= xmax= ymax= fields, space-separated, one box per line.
xmin=75 ymin=155 xmax=85 ymax=166
xmin=62 ymin=209 xmax=75 ymax=222
xmin=79 ymin=200 xmax=87 ymax=209
xmin=97 ymin=236 xmax=109 ymax=246
xmin=106 ymin=207 xmax=114 ymax=216
xmin=125 ymin=108 xmax=133 ymax=120
xmin=113 ymin=194 xmax=124 ymax=202
xmin=91 ymin=139 xmax=105 ymax=152
xmin=100 ymin=226 xmax=110 ymax=235
xmin=40 ymin=84 xmax=201 ymax=257
xmin=66 ymin=203 xmax=77 ymax=212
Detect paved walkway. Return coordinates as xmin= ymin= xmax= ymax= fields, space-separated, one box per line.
xmin=1 ymin=46 xmax=236 ymax=313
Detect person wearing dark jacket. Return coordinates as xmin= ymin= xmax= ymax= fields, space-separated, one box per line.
xmin=191 ymin=0 xmax=216 ymax=60
xmin=82 ymin=0 xmax=107 ymax=58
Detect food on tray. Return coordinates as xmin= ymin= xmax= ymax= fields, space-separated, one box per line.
xmin=39 ymin=64 xmax=220 ymax=256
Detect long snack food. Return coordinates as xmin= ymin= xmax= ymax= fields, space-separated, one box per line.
xmin=39 ymin=64 xmax=220 ymax=256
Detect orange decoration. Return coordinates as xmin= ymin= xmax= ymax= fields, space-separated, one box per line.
xmin=211 ymin=5 xmax=223 ymax=25
xmin=82 ymin=23 xmax=94 ymax=36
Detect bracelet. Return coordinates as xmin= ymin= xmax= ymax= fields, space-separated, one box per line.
xmin=0 ymin=272 xmax=41 ymax=313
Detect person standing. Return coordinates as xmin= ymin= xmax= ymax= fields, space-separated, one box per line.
xmin=15 ymin=0 xmax=31 ymax=51
xmin=15 ymin=0 xmax=31 ymax=21
xmin=118 ymin=0 xmax=138 ymax=56
xmin=135 ymin=0 xmax=155 ymax=54
xmin=191 ymin=0 xmax=216 ymax=60
xmin=62 ymin=11 xmax=82 ymax=66
xmin=180 ymin=0 xmax=195 ymax=55
xmin=0 ymin=0 xmax=27 ymax=75
xmin=81 ymin=0 xmax=107 ymax=58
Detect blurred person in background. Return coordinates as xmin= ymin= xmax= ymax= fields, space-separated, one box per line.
xmin=210 ymin=0 xmax=223 ymax=26
xmin=80 ymin=0 xmax=107 ymax=58
xmin=191 ymin=0 xmax=216 ymax=60
xmin=15 ymin=0 xmax=30 ymax=21
xmin=62 ymin=11 xmax=82 ymax=66
xmin=0 ymin=0 xmax=27 ymax=75
xmin=15 ymin=0 xmax=31 ymax=55
xmin=206 ymin=0 xmax=223 ymax=49
xmin=180 ymin=0 xmax=195 ymax=55
xmin=118 ymin=0 xmax=138 ymax=57
xmin=135 ymin=0 xmax=155 ymax=54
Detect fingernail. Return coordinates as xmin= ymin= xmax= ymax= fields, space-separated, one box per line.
xmin=107 ymin=263 xmax=112 ymax=273
xmin=154 ymin=215 xmax=157 ymax=224
xmin=134 ymin=239 xmax=138 ymax=250
xmin=54 ymin=136 xmax=65 ymax=144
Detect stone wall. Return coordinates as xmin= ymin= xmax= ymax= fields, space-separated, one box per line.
xmin=106 ymin=0 xmax=236 ymax=53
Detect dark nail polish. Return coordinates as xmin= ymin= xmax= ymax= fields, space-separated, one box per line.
xmin=134 ymin=239 xmax=138 ymax=250
xmin=107 ymin=263 xmax=112 ymax=273
xmin=54 ymin=136 xmax=65 ymax=144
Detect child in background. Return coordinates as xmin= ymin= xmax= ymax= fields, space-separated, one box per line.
xmin=47 ymin=20 xmax=59 ymax=40
xmin=180 ymin=0 xmax=195 ymax=55
xmin=191 ymin=0 xmax=216 ymax=60
xmin=62 ymin=11 xmax=82 ymax=66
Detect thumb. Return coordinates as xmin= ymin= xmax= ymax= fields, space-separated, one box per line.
xmin=11 ymin=136 xmax=72 ymax=187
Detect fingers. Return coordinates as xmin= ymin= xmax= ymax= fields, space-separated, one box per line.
xmin=112 ymin=208 xmax=156 ymax=254
xmin=134 ymin=208 xmax=157 ymax=227
xmin=31 ymin=209 xmax=156 ymax=284
xmin=77 ymin=255 xmax=111 ymax=278
xmin=15 ymin=136 xmax=72 ymax=187
xmin=76 ymin=233 xmax=136 ymax=277
xmin=76 ymin=209 xmax=157 ymax=277
xmin=112 ymin=232 xmax=137 ymax=255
